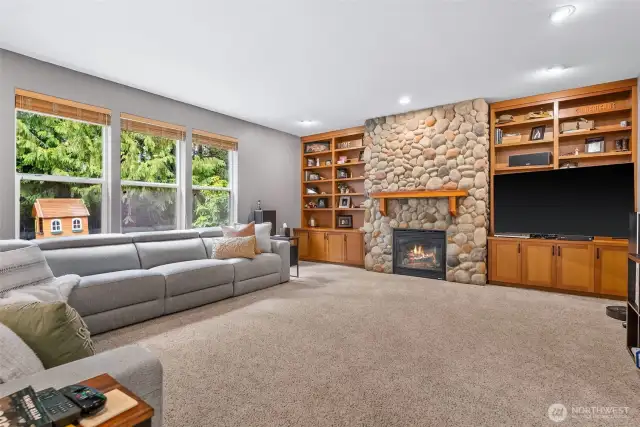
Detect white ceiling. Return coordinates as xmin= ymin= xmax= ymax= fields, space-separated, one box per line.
xmin=1 ymin=0 xmax=639 ymax=136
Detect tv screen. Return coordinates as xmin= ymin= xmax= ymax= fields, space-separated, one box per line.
xmin=494 ymin=163 xmax=634 ymax=238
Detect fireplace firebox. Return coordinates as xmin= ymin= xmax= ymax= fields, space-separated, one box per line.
xmin=392 ymin=229 xmax=446 ymax=279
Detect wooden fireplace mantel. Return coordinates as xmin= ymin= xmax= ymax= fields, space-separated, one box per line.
xmin=370 ymin=190 xmax=469 ymax=217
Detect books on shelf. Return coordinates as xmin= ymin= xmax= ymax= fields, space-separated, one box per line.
xmin=495 ymin=128 xmax=502 ymax=144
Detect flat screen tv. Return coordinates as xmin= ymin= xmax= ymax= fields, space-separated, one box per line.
xmin=494 ymin=163 xmax=634 ymax=238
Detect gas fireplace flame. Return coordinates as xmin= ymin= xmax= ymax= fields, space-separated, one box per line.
xmin=412 ymin=245 xmax=424 ymax=256
xmin=409 ymin=245 xmax=436 ymax=264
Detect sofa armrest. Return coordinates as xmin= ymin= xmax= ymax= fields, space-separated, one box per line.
xmin=270 ymin=240 xmax=290 ymax=283
xmin=0 ymin=345 xmax=163 ymax=427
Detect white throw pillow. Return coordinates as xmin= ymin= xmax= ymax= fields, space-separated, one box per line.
xmin=0 ymin=322 xmax=44 ymax=383
xmin=235 ymin=222 xmax=272 ymax=253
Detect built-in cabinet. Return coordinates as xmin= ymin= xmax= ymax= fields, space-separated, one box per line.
xmin=295 ymin=229 xmax=364 ymax=266
xmin=489 ymin=237 xmax=627 ymax=297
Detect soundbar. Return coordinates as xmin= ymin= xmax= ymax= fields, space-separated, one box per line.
xmin=508 ymin=152 xmax=552 ymax=167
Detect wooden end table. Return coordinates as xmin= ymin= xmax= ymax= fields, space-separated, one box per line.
xmin=76 ymin=374 xmax=153 ymax=427
xmin=272 ymin=236 xmax=299 ymax=277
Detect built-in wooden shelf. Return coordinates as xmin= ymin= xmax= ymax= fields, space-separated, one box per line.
xmin=560 ymin=106 xmax=631 ymax=120
xmin=336 ymin=161 xmax=365 ymax=166
xmin=336 ymin=192 xmax=364 ymax=196
xmin=303 ymin=180 xmax=333 ymax=184
xmin=303 ymin=208 xmax=332 ymax=211
xmin=303 ymin=150 xmax=332 ymax=157
xmin=304 ymin=164 xmax=333 ymax=170
xmin=303 ymin=194 xmax=333 ymax=198
xmin=295 ymin=227 xmax=363 ymax=233
xmin=558 ymin=151 xmax=631 ymax=160
xmin=334 ymin=146 xmax=365 ymax=152
xmin=336 ymin=177 xmax=365 ymax=182
xmin=494 ymin=164 xmax=554 ymax=174
xmin=494 ymin=140 xmax=553 ymax=149
xmin=370 ymin=190 xmax=468 ymax=216
xmin=335 ymin=208 xmax=365 ymax=211
xmin=495 ymin=117 xmax=553 ymax=128
xmin=558 ymin=125 xmax=632 ymax=139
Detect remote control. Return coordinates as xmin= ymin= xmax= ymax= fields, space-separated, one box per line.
xmin=36 ymin=387 xmax=82 ymax=427
xmin=59 ymin=384 xmax=107 ymax=416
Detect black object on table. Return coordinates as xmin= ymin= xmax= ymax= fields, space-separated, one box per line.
xmin=36 ymin=387 xmax=83 ymax=427
xmin=254 ymin=210 xmax=277 ymax=236
xmin=272 ymin=236 xmax=299 ymax=277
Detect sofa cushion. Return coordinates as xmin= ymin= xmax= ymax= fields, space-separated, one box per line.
xmin=33 ymin=235 xmax=140 ymax=277
xmin=69 ymin=270 xmax=166 ymax=317
xmin=0 ymin=240 xmax=34 ymax=252
xmin=196 ymin=227 xmax=223 ymax=238
xmin=150 ymin=260 xmax=234 ymax=297
xmin=229 ymin=253 xmax=282 ymax=282
xmin=133 ymin=231 xmax=207 ymax=269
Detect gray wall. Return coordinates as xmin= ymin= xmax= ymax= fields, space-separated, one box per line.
xmin=0 ymin=49 xmax=300 ymax=238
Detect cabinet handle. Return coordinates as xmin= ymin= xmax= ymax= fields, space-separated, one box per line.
xmin=552 ymin=246 xmax=555 ymax=256
xmin=558 ymin=246 xmax=561 ymax=257
xmin=596 ymin=248 xmax=600 ymax=259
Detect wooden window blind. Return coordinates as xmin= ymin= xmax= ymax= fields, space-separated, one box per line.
xmin=192 ymin=129 xmax=238 ymax=151
xmin=15 ymin=89 xmax=111 ymax=126
xmin=120 ymin=113 xmax=186 ymax=140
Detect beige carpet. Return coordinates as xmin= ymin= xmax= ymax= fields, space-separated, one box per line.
xmin=94 ymin=263 xmax=639 ymax=426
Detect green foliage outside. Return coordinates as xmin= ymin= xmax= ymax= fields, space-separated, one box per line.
xmin=16 ymin=111 xmax=230 ymax=238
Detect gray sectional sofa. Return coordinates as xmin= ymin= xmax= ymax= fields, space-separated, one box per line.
xmin=0 ymin=228 xmax=290 ymax=427
xmin=2 ymin=228 xmax=290 ymax=335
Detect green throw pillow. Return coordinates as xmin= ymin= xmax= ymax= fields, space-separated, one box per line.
xmin=0 ymin=302 xmax=95 ymax=369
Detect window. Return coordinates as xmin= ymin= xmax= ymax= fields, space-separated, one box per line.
xmin=192 ymin=130 xmax=237 ymax=227
xmin=51 ymin=219 xmax=62 ymax=233
xmin=72 ymin=218 xmax=83 ymax=232
xmin=120 ymin=113 xmax=185 ymax=233
xmin=15 ymin=90 xmax=109 ymax=240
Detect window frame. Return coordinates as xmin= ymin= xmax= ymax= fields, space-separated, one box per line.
xmin=71 ymin=218 xmax=83 ymax=232
xmin=191 ymin=145 xmax=237 ymax=228
xmin=50 ymin=219 xmax=62 ymax=234
xmin=14 ymin=109 xmax=109 ymax=239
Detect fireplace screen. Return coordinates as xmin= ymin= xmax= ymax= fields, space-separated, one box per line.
xmin=393 ymin=229 xmax=446 ymax=279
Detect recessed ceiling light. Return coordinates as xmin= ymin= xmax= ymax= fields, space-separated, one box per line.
xmin=550 ymin=5 xmax=576 ymax=24
xmin=543 ymin=65 xmax=568 ymax=76
xmin=299 ymin=120 xmax=317 ymax=126
xmin=398 ymin=96 xmax=411 ymax=106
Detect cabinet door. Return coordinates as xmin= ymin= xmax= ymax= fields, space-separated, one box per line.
xmin=308 ymin=231 xmax=327 ymax=261
xmin=521 ymin=241 xmax=556 ymax=287
xmin=595 ymin=245 xmax=627 ymax=297
xmin=556 ymin=243 xmax=594 ymax=292
xmin=326 ymin=233 xmax=345 ymax=263
xmin=344 ymin=233 xmax=364 ymax=266
xmin=296 ymin=231 xmax=310 ymax=258
xmin=489 ymin=240 xmax=521 ymax=284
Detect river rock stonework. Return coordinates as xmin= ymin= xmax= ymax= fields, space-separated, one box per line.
xmin=361 ymin=99 xmax=489 ymax=285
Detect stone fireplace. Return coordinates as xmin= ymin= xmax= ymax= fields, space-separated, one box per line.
xmin=393 ymin=229 xmax=446 ymax=279
xmin=361 ymin=99 xmax=489 ymax=285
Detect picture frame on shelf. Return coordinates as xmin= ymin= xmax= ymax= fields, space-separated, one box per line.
xmin=304 ymin=141 xmax=330 ymax=154
xmin=305 ymin=186 xmax=319 ymax=195
xmin=324 ymin=159 xmax=332 ymax=166
xmin=308 ymin=172 xmax=321 ymax=181
xmin=529 ymin=125 xmax=546 ymax=141
xmin=337 ymin=155 xmax=348 ymax=164
xmin=306 ymin=158 xmax=315 ymax=167
xmin=359 ymin=151 xmax=365 ymax=161
xmin=338 ymin=196 xmax=351 ymax=208
xmin=585 ymin=137 xmax=605 ymax=153
xmin=337 ymin=215 xmax=353 ymax=228
xmin=317 ymin=198 xmax=328 ymax=209
xmin=336 ymin=168 xmax=349 ymax=179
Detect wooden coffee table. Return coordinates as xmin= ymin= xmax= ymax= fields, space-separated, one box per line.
xmin=75 ymin=374 xmax=153 ymax=427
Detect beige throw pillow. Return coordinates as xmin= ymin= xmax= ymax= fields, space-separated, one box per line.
xmin=211 ymin=236 xmax=257 ymax=260
xmin=222 ymin=222 xmax=261 ymax=254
